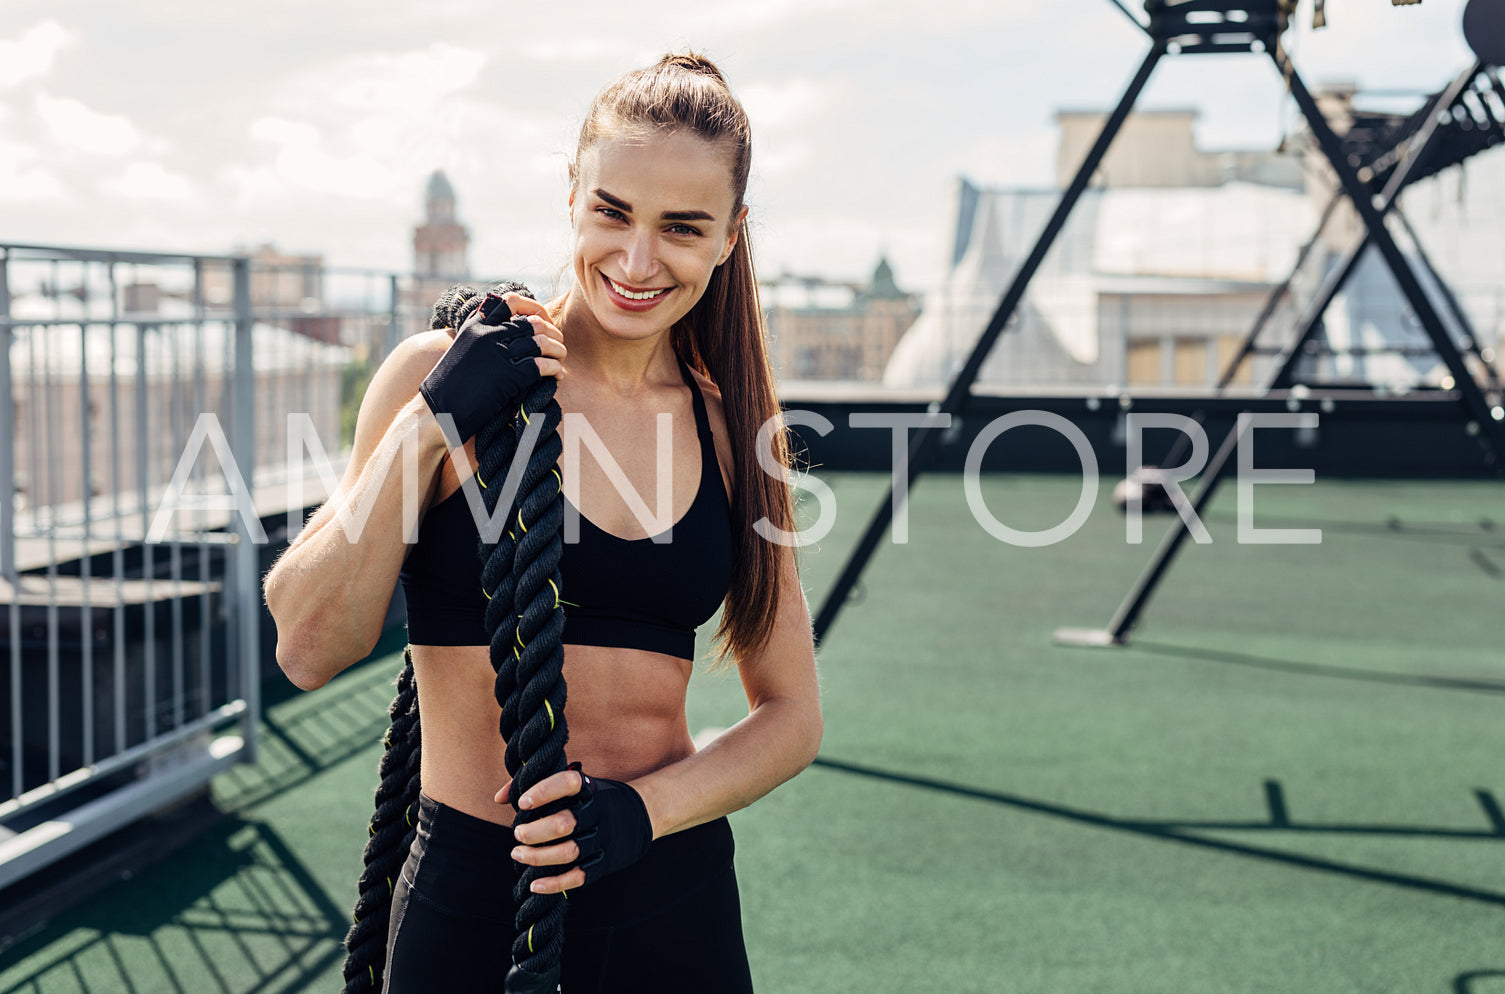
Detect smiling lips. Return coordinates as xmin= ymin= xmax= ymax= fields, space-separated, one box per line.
xmin=603 ymin=274 xmax=671 ymax=310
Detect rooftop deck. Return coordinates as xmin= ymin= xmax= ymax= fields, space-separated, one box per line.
xmin=2 ymin=470 xmax=1501 ymax=993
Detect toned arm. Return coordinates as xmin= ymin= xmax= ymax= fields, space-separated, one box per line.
xmin=630 ymin=542 xmax=823 ymax=837
xmin=509 ymin=541 xmax=824 ymax=889
xmin=263 ymin=333 xmax=452 ymax=690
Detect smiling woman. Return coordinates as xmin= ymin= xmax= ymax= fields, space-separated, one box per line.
xmin=262 ymin=52 xmax=822 ymax=994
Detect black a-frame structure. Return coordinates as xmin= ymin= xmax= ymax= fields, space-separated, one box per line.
xmin=812 ymin=0 xmax=1505 ymax=648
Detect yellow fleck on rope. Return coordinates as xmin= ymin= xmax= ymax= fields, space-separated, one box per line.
xmin=476 ymin=471 xmax=487 ymax=490
xmin=527 ymin=925 xmax=535 ymax=954
xmin=369 ymin=965 xmax=376 ymax=986
xmin=547 ymin=578 xmax=561 ymax=609
xmin=545 ymin=699 xmax=555 ymax=730
xmin=517 ymin=508 xmax=528 ymax=534
xmin=551 ymin=467 xmax=562 ymax=492
xmin=482 ymin=585 xmax=492 ymax=601
xmin=520 ymin=404 xmax=532 ymax=426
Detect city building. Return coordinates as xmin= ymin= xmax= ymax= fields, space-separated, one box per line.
xmin=885 ymin=95 xmax=1504 ymax=393
xmin=410 ymin=170 xmax=471 ymax=332
xmin=764 ymin=257 xmax=922 ymax=382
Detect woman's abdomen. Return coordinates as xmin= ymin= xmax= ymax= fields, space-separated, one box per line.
xmin=409 ymin=642 xmax=696 ymax=825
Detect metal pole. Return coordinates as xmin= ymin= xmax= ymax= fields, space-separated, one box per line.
xmin=1 ymin=250 xmax=20 ymax=799
xmin=1155 ymin=189 xmax=1345 ymax=471
xmin=812 ymin=40 xmax=1167 ymax=645
xmin=0 ymin=250 xmax=13 ymax=583
xmin=1392 ymin=207 xmax=1502 ymax=391
xmin=231 ymin=257 xmax=260 ymax=764
xmin=79 ymin=272 xmax=94 ymax=766
xmin=388 ymin=273 xmax=402 ymax=359
xmin=1105 ymin=421 xmax=1247 ymax=641
xmin=1058 ymin=54 xmax=1489 ymax=649
xmin=1281 ymin=56 xmax=1505 ymax=465
xmin=1218 ymin=189 xmax=1343 ymax=390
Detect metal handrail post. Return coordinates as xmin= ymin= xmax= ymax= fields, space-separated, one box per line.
xmin=388 ymin=273 xmax=402 ymax=357
xmin=231 ymin=257 xmax=260 ymax=764
xmin=0 ymin=249 xmax=13 ymax=583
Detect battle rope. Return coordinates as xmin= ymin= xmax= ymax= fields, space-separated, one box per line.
xmin=339 ymin=281 xmax=569 ymax=993
xmin=473 ymin=286 xmax=571 ymax=993
xmin=340 ymin=648 xmax=421 ymax=993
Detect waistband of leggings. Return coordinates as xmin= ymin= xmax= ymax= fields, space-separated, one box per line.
xmin=414 ymin=793 xmax=736 ymax=925
xmin=417 ymin=791 xmax=517 ymax=855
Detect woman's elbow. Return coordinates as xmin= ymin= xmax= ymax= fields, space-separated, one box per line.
xmin=803 ymin=707 xmax=824 ymax=767
xmin=274 ymin=633 xmax=336 ymax=691
xmin=269 ymin=615 xmax=372 ymax=692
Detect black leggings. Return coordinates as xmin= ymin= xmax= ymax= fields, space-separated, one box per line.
xmin=385 ymin=793 xmax=754 ymax=993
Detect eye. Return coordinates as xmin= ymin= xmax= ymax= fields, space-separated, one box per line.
xmin=595 ymin=206 xmax=627 ymax=222
xmin=667 ymin=223 xmax=703 ymax=237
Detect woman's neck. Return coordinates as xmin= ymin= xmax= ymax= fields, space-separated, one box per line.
xmin=552 ymin=287 xmax=679 ymax=393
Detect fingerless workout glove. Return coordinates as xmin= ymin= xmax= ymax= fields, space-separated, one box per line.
xmin=567 ymin=762 xmax=653 ymax=885
xmin=419 ymin=292 xmax=542 ymax=447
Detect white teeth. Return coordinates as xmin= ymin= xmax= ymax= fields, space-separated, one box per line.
xmin=607 ymin=277 xmax=668 ymax=301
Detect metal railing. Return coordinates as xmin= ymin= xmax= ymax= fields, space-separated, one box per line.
xmin=0 ymin=243 xmax=425 ymax=890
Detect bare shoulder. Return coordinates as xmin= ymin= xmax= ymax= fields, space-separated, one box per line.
xmin=341 ymin=331 xmax=451 ymax=486
xmin=360 ymin=331 xmax=449 ymax=418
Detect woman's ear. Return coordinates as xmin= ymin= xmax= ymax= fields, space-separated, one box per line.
xmin=717 ymin=205 xmax=750 ymax=266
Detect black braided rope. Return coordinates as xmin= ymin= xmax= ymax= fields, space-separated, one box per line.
xmin=338 ymin=280 xmax=566 ymax=992
xmin=340 ymin=649 xmax=421 ymax=992
xmin=475 ymin=335 xmax=571 ymax=989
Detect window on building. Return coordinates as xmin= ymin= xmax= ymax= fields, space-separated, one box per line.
xmin=1172 ymin=337 xmax=1208 ymax=387
xmin=1125 ymin=339 xmax=1162 ymax=385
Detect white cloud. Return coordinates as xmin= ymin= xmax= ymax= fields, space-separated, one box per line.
xmin=101 ymin=161 xmax=198 ymax=202
xmin=224 ymin=125 xmax=403 ymax=204
xmin=947 ymin=131 xmax=1059 ymax=189
xmin=34 ymin=92 xmax=144 ymax=155
xmin=0 ymin=136 xmax=67 ymax=202
xmin=515 ymin=39 xmax=646 ymax=64
xmin=249 ymin=116 xmax=321 ymax=147
xmin=740 ymin=77 xmax=840 ymax=130
xmin=288 ymin=43 xmax=488 ymax=117
xmin=0 ymin=20 xmax=76 ymax=90
xmin=229 ymin=114 xmax=402 ymax=202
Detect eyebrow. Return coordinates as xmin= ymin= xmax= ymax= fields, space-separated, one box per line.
xmin=593 ymin=188 xmax=716 ymax=223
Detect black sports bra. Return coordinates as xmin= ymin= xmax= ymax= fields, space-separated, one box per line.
xmin=398 ymin=351 xmax=733 ymax=660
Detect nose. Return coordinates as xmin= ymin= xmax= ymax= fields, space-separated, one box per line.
xmin=619 ymin=228 xmax=658 ymax=284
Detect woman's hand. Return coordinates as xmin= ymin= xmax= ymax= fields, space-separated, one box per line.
xmin=420 ymin=291 xmax=568 ymax=446
xmin=496 ymin=765 xmax=653 ymax=894
xmin=498 ymin=292 xmax=568 ymax=382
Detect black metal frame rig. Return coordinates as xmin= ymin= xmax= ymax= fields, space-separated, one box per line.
xmin=810 ymin=0 xmax=1505 ymax=649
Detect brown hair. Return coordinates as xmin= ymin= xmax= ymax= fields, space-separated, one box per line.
xmin=571 ymin=52 xmax=795 ymax=667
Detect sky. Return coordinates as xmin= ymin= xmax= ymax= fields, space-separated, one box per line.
xmin=0 ymin=0 xmax=1488 ymax=295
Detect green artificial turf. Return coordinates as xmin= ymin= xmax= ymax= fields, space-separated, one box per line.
xmin=2 ymin=472 xmax=1501 ymax=994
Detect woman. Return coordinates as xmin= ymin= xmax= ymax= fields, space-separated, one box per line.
xmin=263 ymin=53 xmax=822 ymax=992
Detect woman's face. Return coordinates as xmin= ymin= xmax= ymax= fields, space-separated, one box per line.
xmin=568 ymin=130 xmax=747 ymax=342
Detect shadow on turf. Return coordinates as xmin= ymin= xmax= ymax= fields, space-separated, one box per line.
xmin=1195 ymin=510 xmax=1503 ymax=549
xmin=0 ymin=818 xmax=347 ymax=994
xmin=1456 ymin=970 xmax=1505 ymax=993
xmin=1129 ymin=640 xmax=1505 ymax=696
xmin=216 ymin=631 xmax=409 ymax=813
xmin=812 ymin=756 xmax=1505 ymax=911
